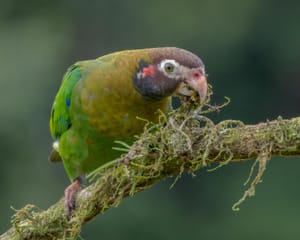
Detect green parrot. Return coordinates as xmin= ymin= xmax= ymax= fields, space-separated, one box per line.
xmin=49 ymin=47 xmax=207 ymax=217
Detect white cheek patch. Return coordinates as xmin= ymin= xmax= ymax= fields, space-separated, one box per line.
xmin=136 ymin=71 xmax=143 ymax=79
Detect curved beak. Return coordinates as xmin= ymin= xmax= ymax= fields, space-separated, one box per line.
xmin=177 ymin=67 xmax=208 ymax=103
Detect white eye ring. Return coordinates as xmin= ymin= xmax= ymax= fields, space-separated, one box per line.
xmin=159 ymin=59 xmax=180 ymax=76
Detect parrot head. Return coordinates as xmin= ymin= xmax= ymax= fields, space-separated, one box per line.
xmin=133 ymin=47 xmax=207 ymax=102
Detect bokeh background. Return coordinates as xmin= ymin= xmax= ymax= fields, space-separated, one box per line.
xmin=1 ymin=0 xmax=300 ymax=239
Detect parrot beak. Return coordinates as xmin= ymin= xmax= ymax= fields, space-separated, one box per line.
xmin=177 ymin=67 xmax=208 ymax=103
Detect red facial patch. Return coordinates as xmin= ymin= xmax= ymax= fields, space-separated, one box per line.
xmin=193 ymin=72 xmax=200 ymax=78
xmin=142 ymin=65 xmax=155 ymax=78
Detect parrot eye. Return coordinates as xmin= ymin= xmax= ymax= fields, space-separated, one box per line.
xmin=159 ymin=59 xmax=179 ymax=77
xmin=164 ymin=62 xmax=175 ymax=73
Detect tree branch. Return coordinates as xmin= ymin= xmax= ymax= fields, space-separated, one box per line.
xmin=1 ymin=100 xmax=300 ymax=240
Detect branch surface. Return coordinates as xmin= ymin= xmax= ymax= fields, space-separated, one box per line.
xmin=1 ymin=102 xmax=300 ymax=239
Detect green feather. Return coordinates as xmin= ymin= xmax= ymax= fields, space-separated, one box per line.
xmin=50 ymin=64 xmax=81 ymax=139
xmin=50 ymin=49 xmax=176 ymax=181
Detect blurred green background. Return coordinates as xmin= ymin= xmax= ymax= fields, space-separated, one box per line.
xmin=1 ymin=0 xmax=300 ymax=239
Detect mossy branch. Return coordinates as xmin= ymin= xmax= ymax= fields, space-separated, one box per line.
xmin=1 ymin=94 xmax=300 ymax=240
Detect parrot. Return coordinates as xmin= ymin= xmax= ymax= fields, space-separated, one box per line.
xmin=49 ymin=47 xmax=208 ymax=218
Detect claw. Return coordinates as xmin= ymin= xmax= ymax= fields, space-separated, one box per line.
xmin=64 ymin=177 xmax=82 ymax=219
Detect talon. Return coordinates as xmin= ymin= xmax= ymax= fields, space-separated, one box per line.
xmin=64 ymin=177 xmax=82 ymax=219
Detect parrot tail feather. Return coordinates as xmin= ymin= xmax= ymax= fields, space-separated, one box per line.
xmin=48 ymin=149 xmax=62 ymax=163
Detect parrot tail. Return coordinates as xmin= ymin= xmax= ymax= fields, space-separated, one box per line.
xmin=48 ymin=149 xmax=62 ymax=163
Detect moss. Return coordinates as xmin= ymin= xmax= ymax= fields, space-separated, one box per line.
xmin=5 ymin=86 xmax=300 ymax=240
xmin=11 ymin=202 xmax=69 ymax=239
xmin=87 ymin=86 xmax=263 ymax=212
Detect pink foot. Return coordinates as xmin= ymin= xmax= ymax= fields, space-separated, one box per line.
xmin=64 ymin=177 xmax=82 ymax=219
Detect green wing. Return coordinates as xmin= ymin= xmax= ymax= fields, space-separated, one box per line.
xmin=49 ymin=63 xmax=81 ymax=140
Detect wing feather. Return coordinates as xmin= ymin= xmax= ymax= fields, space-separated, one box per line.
xmin=49 ymin=63 xmax=81 ymax=139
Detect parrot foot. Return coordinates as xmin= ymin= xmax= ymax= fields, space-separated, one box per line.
xmin=64 ymin=176 xmax=82 ymax=219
